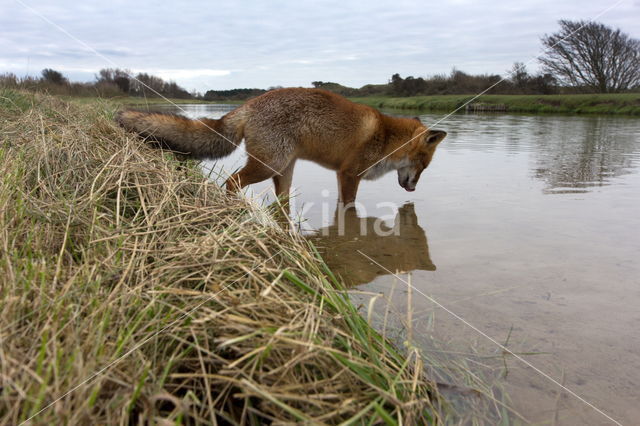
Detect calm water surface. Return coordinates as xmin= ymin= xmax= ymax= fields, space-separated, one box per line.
xmin=154 ymin=104 xmax=640 ymax=425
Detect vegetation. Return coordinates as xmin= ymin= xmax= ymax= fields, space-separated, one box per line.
xmin=0 ymin=89 xmax=455 ymax=424
xmin=351 ymin=93 xmax=640 ymax=115
xmin=0 ymin=71 xmax=124 ymax=98
xmin=66 ymin=95 xmax=226 ymax=106
xmin=311 ymin=81 xmax=391 ymax=97
xmin=203 ymin=88 xmax=269 ymax=101
xmin=41 ymin=68 xmax=68 ymax=85
xmin=540 ymin=20 xmax=640 ymax=93
xmin=0 ymin=68 xmax=198 ymax=100
xmin=310 ymin=67 xmax=557 ymax=98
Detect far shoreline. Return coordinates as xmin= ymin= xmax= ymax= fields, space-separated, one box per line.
xmin=102 ymin=92 xmax=640 ymax=116
xmin=349 ymin=93 xmax=640 ymax=116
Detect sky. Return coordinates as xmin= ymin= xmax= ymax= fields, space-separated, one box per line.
xmin=1 ymin=0 xmax=639 ymax=92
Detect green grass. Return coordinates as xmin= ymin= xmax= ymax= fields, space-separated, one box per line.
xmin=0 ymin=88 xmax=35 ymax=113
xmin=350 ymin=93 xmax=640 ymax=115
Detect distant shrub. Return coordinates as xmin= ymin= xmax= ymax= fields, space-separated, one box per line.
xmin=203 ymin=88 xmax=268 ymax=101
xmin=41 ymin=68 xmax=68 ymax=85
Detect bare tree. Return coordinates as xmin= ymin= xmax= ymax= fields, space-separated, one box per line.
xmin=95 ymin=68 xmax=131 ymax=93
xmin=539 ymin=20 xmax=640 ymax=93
xmin=510 ymin=62 xmax=529 ymax=90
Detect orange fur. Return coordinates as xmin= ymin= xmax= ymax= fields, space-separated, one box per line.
xmin=117 ymin=88 xmax=447 ymax=205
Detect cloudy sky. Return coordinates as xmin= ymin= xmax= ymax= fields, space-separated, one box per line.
xmin=2 ymin=0 xmax=639 ymax=92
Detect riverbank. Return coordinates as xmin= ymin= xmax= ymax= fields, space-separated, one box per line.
xmin=64 ymin=95 xmax=235 ymax=105
xmin=0 ymin=89 xmax=443 ymax=424
xmin=350 ymin=93 xmax=640 ymax=115
xmin=113 ymin=92 xmax=640 ymax=115
xmin=18 ymin=90 xmax=640 ymax=116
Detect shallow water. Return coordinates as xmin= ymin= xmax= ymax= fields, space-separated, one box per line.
xmin=151 ymin=103 xmax=640 ymax=425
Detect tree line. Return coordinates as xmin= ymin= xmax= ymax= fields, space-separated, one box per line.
xmin=0 ymin=68 xmax=197 ymax=99
xmin=95 ymin=68 xmax=195 ymax=98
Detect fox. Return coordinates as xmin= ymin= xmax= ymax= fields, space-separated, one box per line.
xmin=116 ymin=88 xmax=447 ymax=205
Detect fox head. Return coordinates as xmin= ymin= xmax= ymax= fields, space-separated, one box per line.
xmin=396 ymin=128 xmax=447 ymax=192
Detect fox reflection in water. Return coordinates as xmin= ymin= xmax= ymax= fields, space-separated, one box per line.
xmin=310 ymin=203 xmax=435 ymax=287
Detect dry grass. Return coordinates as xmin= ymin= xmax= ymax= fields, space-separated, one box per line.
xmin=0 ymin=89 xmax=447 ymax=424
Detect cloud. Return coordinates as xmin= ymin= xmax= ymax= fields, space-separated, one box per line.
xmin=138 ymin=69 xmax=232 ymax=80
xmin=2 ymin=0 xmax=638 ymax=91
xmin=97 ymin=48 xmax=133 ymax=57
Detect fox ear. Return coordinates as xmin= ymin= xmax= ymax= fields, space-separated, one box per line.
xmin=425 ymin=129 xmax=447 ymax=145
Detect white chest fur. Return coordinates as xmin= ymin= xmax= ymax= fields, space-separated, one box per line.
xmin=362 ymin=157 xmax=410 ymax=180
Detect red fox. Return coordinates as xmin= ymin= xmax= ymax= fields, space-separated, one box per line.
xmin=116 ymin=88 xmax=446 ymax=204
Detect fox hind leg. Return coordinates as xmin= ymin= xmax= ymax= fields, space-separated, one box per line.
xmin=226 ymin=134 xmax=296 ymax=197
xmin=226 ymin=156 xmax=278 ymax=193
xmin=226 ymin=152 xmax=296 ymax=194
xmin=272 ymin=160 xmax=296 ymax=198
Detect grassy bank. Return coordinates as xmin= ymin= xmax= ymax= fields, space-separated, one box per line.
xmin=0 ymin=89 xmax=445 ymax=424
xmin=64 ymin=95 xmax=231 ymax=106
xmin=351 ymin=93 xmax=640 ymax=115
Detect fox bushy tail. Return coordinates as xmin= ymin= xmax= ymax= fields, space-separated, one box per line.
xmin=116 ymin=110 xmax=243 ymax=160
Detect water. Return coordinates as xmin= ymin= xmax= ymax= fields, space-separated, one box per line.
xmin=150 ymin=103 xmax=640 ymax=425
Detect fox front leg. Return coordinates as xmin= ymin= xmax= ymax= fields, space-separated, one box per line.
xmin=337 ymin=171 xmax=361 ymax=206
